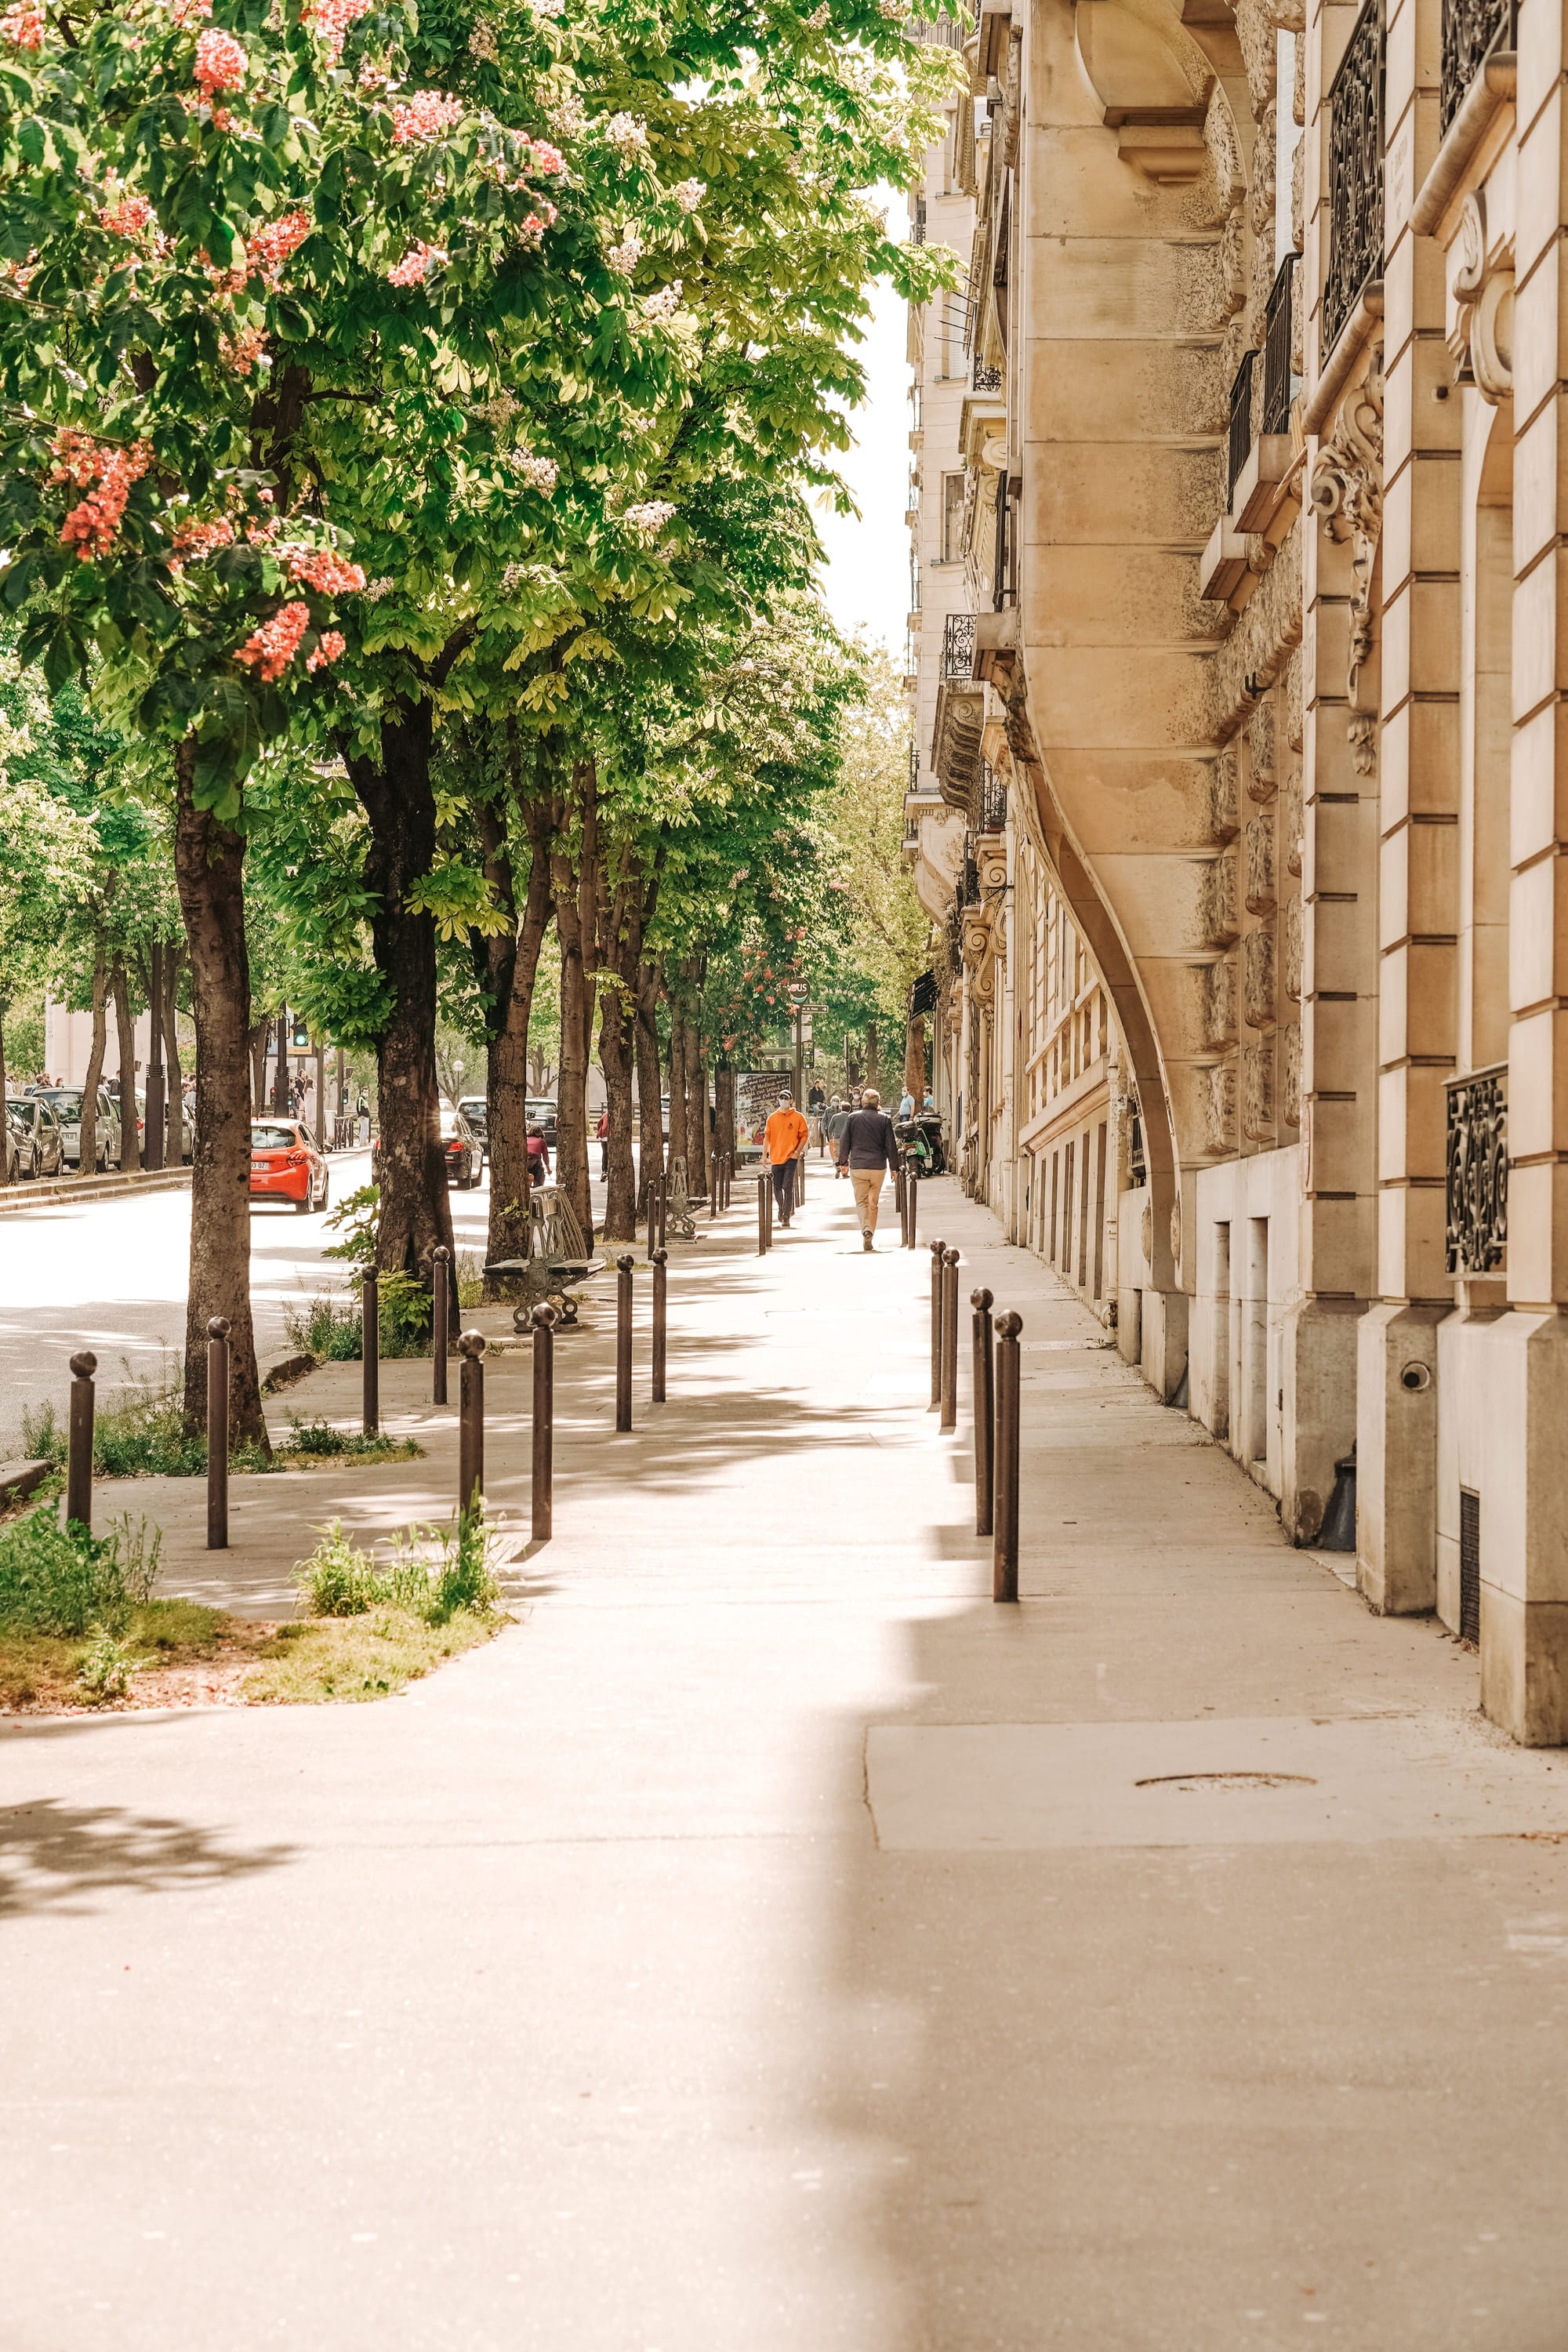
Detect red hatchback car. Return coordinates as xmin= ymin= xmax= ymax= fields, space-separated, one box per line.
xmin=250 ymin=1120 xmax=329 ymax=1214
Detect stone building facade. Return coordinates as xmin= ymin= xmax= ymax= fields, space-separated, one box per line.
xmin=902 ymin=0 xmax=1568 ymax=1744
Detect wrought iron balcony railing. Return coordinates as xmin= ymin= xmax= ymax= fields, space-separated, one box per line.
xmin=1323 ymin=0 xmax=1384 ymax=357
xmin=972 ymin=359 xmax=1001 ymax=392
xmin=911 ymin=194 xmax=927 ymax=246
xmin=978 ymin=761 xmax=1007 ymax=837
xmin=1261 ymin=254 xmax=1298 ymax=434
xmin=960 ymin=831 xmax=981 ymax=908
xmin=942 ymin=611 xmax=977 ymax=680
xmin=1445 ymin=1063 xmax=1508 ymax=1274
xmin=1228 ymin=350 xmax=1257 ymax=505
xmin=1442 ymin=0 xmax=1515 ymax=132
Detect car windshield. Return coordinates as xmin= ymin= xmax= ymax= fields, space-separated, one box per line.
xmin=252 ymin=1124 xmax=297 ymax=1149
xmin=458 ymin=1098 xmax=485 ymax=1120
xmin=527 ymin=1101 xmax=556 ymax=1119
xmin=439 ymin=1112 xmax=468 ymax=1138
xmin=36 ymin=1091 xmax=82 ymax=1113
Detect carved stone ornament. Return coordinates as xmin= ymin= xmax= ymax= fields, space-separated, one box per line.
xmin=1243 ymin=1036 xmax=1275 ymax=1138
xmin=1282 ymin=889 xmax=1303 ymax=1000
xmin=1197 ymin=848 xmax=1240 ymax=948
xmin=1280 ymin=1021 xmax=1301 ymax=1127
xmin=1219 ymin=208 xmax=1248 ymax=320
xmin=1207 ymin=748 xmax=1240 ymax=844
xmin=1244 ymin=811 xmax=1276 ymax=913
xmin=1243 ymin=924 xmax=1276 ymax=1029
xmin=1203 ymin=952 xmax=1238 ymax=1047
xmin=1280 ymin=766 xmax=1303 ymax=876
xmin=1245 ymin=700 xmax=1276 ymax=800
xmin=1204 ymin=1060 xmax=1237 ymax=1156
xmin=1309 ymin=346 xmax=1384 ymax=778
xmin=1449 ymin=193 xmax=1514 ymax=405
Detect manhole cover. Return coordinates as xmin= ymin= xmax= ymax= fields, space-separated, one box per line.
xmin=1134 ymin=1771 xmax=1319 ymax=1792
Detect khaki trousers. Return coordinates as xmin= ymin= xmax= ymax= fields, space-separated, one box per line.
xmin=850 ymin=1167 xmax=884 ymax=1235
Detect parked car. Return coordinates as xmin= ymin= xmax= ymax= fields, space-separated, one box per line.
xmin=441 ymin=1105 xmax=483 ymax=1189
xmin=29 ymin=1086 xmax=122 ymax=1171
xmin=457 ymin=1095 xmax=489 ymax=1163
xmin=5 ymin=1093 xmax=64 ymax=1179
xmin=249 ymin=1119 xmax=328 ymax=1214
xmin=526 ymin=1096 xmax=558 ymax=1151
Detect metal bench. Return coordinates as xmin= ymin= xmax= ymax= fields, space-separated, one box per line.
xmin=483 ymin=1186 xmax=604 ymax=1329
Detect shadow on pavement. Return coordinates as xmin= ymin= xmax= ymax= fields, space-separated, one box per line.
xmin=0 ymin=1795 xmax=294 ymax=1920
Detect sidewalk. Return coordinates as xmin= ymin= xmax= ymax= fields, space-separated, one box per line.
xmin=3 ymin=1173 xmax=1568 ymax=2350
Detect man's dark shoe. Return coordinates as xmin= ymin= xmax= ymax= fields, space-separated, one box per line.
xmin=862 ymin=1234 xmax=873 ymax=1252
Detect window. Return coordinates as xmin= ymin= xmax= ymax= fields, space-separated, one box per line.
xmin=942 ymin=472 xmax=965 ymax=564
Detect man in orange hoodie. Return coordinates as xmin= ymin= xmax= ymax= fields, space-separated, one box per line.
xmin=764 ymin=1092 xmax=809 ymax=1228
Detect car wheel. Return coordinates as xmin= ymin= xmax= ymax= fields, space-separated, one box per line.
xmin=294 ymin=1185 xmax=311 ymax=1214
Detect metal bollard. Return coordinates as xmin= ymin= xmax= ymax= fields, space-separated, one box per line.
xmin=906 ymin=1166 xmax=919 ymax=1250
xmin=940 ymin=1246 xmax=960 ymax=1432
xmin=656 ymin=1168 xmax=669 ymax=1252
xmin=895 ymin=1161 xmax=906 ymax=1228
xmin=67 ymin=1349 xmax=96 ymax=1532
xmin=431 ymin=1244 xmax=449 ymax=1406
xmin=796 ymin=1150 xmax=805 ymax=1205
xmin=206 ymin=1316 xmax=230 ymax=1551
xmin=971 ymin=1287 xmax=995 ymax=1537
xmin=457 ymin=1329 xmax=486 ymax=1512
xmin=993 ymin=1309 xmax=1022 ymax=1602
xmin=652 ymin=1246 xmax=668 ymax=1403
xmin=531 ymin=1301 xmax=556 ymax=1544
xmin=361 ymin=1269 xmax=379 ymax=1436
xmin=929 ymin=1238 xmax=945 ymax=1408
xmin=757 ymin=1171 xmax=769 ymax=1257
xmin=615 ymin=1252 xmax=635 ymax=1430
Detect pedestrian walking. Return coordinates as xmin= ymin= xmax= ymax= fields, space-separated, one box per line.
xmin=839 ymin=1086 xmax=899 ymax=1251
xmin=898 ymin=1084 xmax=916 ymax=1121
xmin=764 ymin=1092 xmax=808 ymax=1228
xmin=527 ymin=1122 xmax=551 ymax=1184
xmin=596 ymin=1108 xmax=609 ymax=1179
xmin=825 ymin=1094 xmax=851 ymax=1178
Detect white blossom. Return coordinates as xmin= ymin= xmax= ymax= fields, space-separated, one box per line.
xmin=642 ymin=279 xmax=682 ymax=321
xmin=525 ymin=0 xmax=563 ymax=16
xmin=547 ymin=89 xmax=586 ymax=138
xmin=502 ymin=560 xmax=526 ymax=591
xmin=673 ymin=177 xmax=705 ymax=213
xmin=363 ymin=575 xmax=395 ymax=601
xmin=467 ymin=20 xmax=498 ymax=59
xmin=513 ymin=452 xmax=559 ymax=491
xmin=474 ymin=390 xmax=518 ymax=430
xmin=603 ymin=111 xmax=649 ymax=159
xmin=606 ymin=227 xmax=642 ymax=276
xmin=623 ymin=499 xmax=675 ymax=539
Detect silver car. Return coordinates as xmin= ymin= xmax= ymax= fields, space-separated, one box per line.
xmin=5 ymin=1094 xmax=65 ymax=1179
xmin=29 ymin=1086 xmax=122 ymax=1171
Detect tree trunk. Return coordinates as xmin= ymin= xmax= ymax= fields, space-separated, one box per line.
xmin=867 ymin=1015 xmax=880 ymax=1091
xmin=549 ymin=761 xmax=597 ymax=1243
xmin=143 ymin=940 xmax=165 ymax=1171
xmin=172 ymin=741 xmax=268 ymax=1449
xmin=665 ymin=994 xmax=688 ymax=1179
xmin=110 ymin=956 xmax=142 ymax=1172
xmin=347 ymin=701 xmax=453 ymax=1289
xmin=79 ymin=949 xmax=107 ymax=1174
xmin=634 ymin=960 xmax=662 ymax=1228
xmin=483 ymin=796 xmax=554 ymax=1295
xmin=905 ymin=1011 xmax=926 ymax=1102
xmin=162 ymin=942 xmax=184 ymax=1164
xmin=272 ymin=1009 xmax=289 ymax=1116
xmin=595 ymin=863 xmax=643 ymax=1244
xmin=683 ymin=1005 xmax=708 ymax=1200
xmin=714 ymin=1064 xmax=735 ymax=1168
xmin=249 ymin=1019 xmax=267 ymax=1112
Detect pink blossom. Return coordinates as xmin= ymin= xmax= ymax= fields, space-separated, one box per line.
xmin=0 ymin=2 xmax=44 ymax=49
xmin=168 ymin=514 xmax=235 ymax=572
xmin=283 ymin=545 xmax=366 ymax=593
xmin=220 ymin=323 xmax=267 ymax=374
xmin=49 ymin=430 xmax=152 ymax=560
xmin=234 ymin=601 xmax=310 ymax=682
xmin=194 ymin=27 xmax=247 ymax=99
xmin=300 ymin=0 xmax=371 ymax=60
xmin=387 ymin=239 xmax=447 ymax=285
xmin=526 ymin=138 xmax=564 ymax=175
xmin=306 ymin=629 xmax=346 ymax=673
xmin=248 ymin=208 xmax=310 ymax=284
xmin=100 ymin=190 xmax=157 ymax=240
xmin=167 ymin=0 xmax=211 ymax=23
xmin=390 ymin=89 xmax=463 ymax=144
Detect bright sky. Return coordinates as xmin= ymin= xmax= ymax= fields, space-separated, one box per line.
xmin=814 ymin=262 xmax=910 ymax=659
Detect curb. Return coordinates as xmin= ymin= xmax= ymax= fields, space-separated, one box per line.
xmin=0 ymin=1166 xmax=195 ymax=1212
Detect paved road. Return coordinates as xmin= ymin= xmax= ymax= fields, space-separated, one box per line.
xmin=4 ymin=1171 xmax=1567 ymax=2348
xmin=0 ymin=1150 xmax=500 ymax=1453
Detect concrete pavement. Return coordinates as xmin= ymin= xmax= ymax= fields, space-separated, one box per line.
xmin=3 ymin=1169 xmax=1568 ymax=2349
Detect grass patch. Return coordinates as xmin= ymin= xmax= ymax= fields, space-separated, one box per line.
xmin=280 ymin=1415 xmax=422 ymax=1466
xmin=0 ymin=1503 xmax=162 ymax=1636
xmin=24 ymin=1367 xmax=270 ymax=1480
xmin=281 ymin=1270 xmax=433 ymax=1363
xmin=242 ymin=1608 xmax=497 ymax=1704
xmin=0 ymin=1595 xmax=238 ymax=1711
xmin=293 ymin=1507 xmax=500 ymax=1625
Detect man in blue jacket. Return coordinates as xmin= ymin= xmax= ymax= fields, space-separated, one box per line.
xmin=838 ymin=1087 xmax=899 ymax=1252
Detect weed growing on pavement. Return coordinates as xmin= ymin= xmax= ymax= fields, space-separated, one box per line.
xmin=23 ymin=1368 xmax=271 ymax=1479
xmin=282 ymin=1415 xmax=421 ymax=1465
xmin=0 ymin=1504 xmax=162 ymax=1638
xmin=293 ymin=1504 xmax=501 ymax=1628
xmin=281 ymin=1271 xmax=431 ymax=1361
xmin=243 ymin=1608 xmax=497 ymax=1705
xmin=457 ymin=1250 xmax=484 ymax=1308
xmin=76 ymin=1626 xmax=142 ymax=1700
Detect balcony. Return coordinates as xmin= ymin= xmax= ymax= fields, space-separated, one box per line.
xmin=1445 ymin=1064 xmax=1507 ymax=1275
xmin=1227 ymin=352 xmax=1256 ymax=508
xmin=977 ymin=760 xmax=1007 ymax=837
xmin=972 ymin=359 xmax=1001 ymax=392
xmin=942 ymin=612 xmax=977 ymax=680
xmin=1224 ymin=339 xmax=1294 ymax=534
xmin=1261 ymin=254 xmax=1298 ymax=434
xmin=1323 ymin=0 xmax=1384 ymax=357
xmin=1442 ymin=0 xmax=1515 ymax=133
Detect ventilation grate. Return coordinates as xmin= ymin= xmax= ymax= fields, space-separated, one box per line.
xmin=1460 ymin=1486 xmax=1481 ymax=1646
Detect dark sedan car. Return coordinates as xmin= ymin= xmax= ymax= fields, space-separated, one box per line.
xmin=5 ymin=1093 xmax=64 ymax=1180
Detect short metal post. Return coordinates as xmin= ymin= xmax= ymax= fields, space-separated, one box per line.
xmin=206 ymin=1316 xmax=230 ymax=1551
xmin=971 ymin=1287 xmax=994 ymax=1537
xmin=361 ymin=1269 xmax=379 ymax=1436
xmin=796 ymin=1150 xmax=805 ymax=1205
xmin=67 ymin=1349 xmax=96 ymax=1532
xmin=657 ymin=1168 xmax=668 ymax=1251
xmin=458 ymin=1329 xmax=485 ymax=1512
xmin=531 ymin=1301 xmax=556 ymax=1544
xmin=757 ymin=1171 xmax=768 ymax=1257
xmin=940 ymin=1247 xmax=960 ymax=1432
xmin=929 ymin=1238 xmax=945 ymax=1408
xmin=615 ymin=1252 xmax=634 ymax=1430
xmin=765 ymin=1167 xmax=774 ymax=1247
xmin=431 ymin=1244 xmax=449 ymax=1406
xmin=652 ymin=1245 xmax=667 ymax=1403
xmin=907 ymin=1167 xmax=918 ymax=1250
xmin=993 ymin=1310 xmax=1022 ymax=1602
